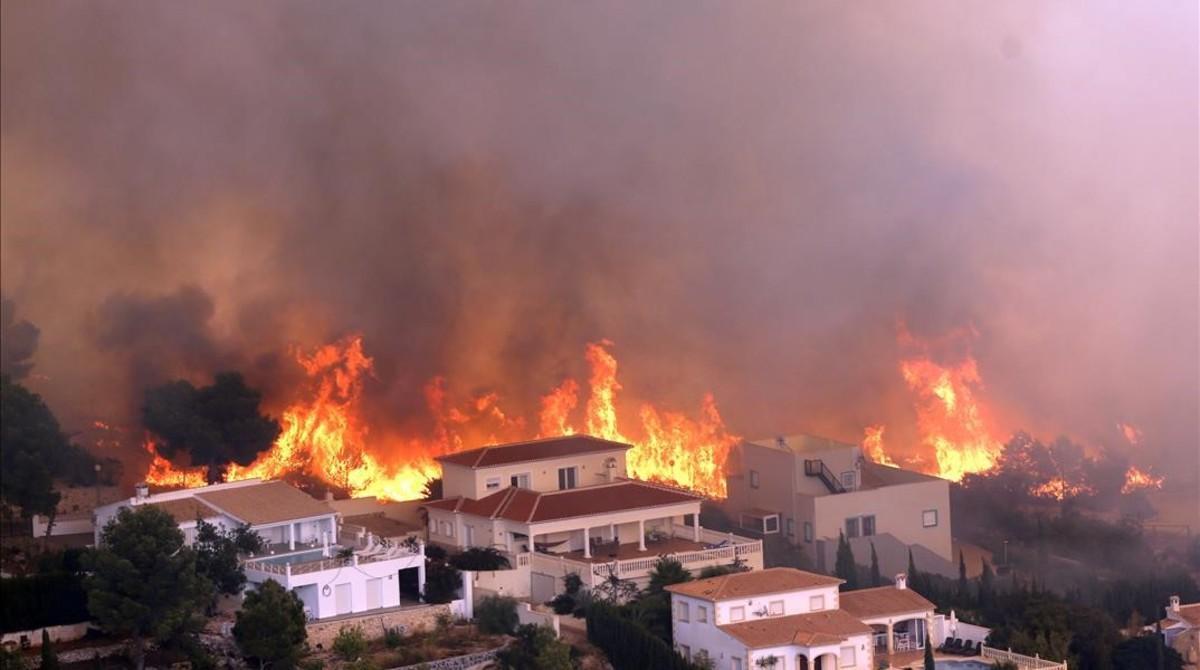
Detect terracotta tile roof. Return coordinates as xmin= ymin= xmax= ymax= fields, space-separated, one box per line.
xmin=1176 ymin=604 xmax=1200 ymax=626
xmin=147 ymin=498 xmax=221 ymax=523
xmin=422 ymin=481 xmax=700 ymax=524
xmin=195 ymin=481 xmax=333 ymax=526
xmin=721 ymin=609 xmax=873 ymax=649
xmin=839 ymin=586 xmax=935 ymax=619
xmin=342 ymin=513 xmax=420 ymax=538
xmin=436 ymin=435 xmax=631 ymax=469
xmin=665 ymin=568 xmax=843 ymax=601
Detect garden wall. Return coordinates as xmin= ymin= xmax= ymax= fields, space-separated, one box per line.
xmin=306 ymin=604 xmax=452 ymax=649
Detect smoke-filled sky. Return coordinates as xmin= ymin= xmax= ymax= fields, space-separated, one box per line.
xmin=2 ymin=2 xmax=1197 ymax=484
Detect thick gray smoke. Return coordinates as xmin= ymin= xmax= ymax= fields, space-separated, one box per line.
xmin=1 ymin=2 xmax=1196 ymax=489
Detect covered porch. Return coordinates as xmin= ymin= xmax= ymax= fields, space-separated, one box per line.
xmin=869 ymin=616 xmax=929 ymax=656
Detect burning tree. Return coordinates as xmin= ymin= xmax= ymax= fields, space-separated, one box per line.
xmin=142 ymin=372 xmax=281 ymax=483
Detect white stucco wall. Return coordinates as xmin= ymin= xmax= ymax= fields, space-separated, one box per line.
xmin=442 ymin=449 xmax=629 ymax=499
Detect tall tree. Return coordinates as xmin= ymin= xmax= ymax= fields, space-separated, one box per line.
xmin=924 ymin=639 xmax=935 ymax=670
xmin=1 ymin=376 xmax=67 ymax=524
xmin=233 ymin=580 xmax=307 ymax=670
xmin=0 ymin=299 xmax=39 ymax=381
xmin=194 ymin=519 xmax=263 ymax=597
xmin=84 ymin=506 xmax=211 ymax=670
xmin=835 ymin=532 xmax=858 ymax=590
xmin=646 ymin=557 xmax=692 ymax=596
xmin=908 ymin=547 xmax=922 ymax=594
xmin=958 ymin=550 xmax=970 ymax=604
xmin=40 ymin=630 xmax=59 ymax=670
xmin=979 ymin=559 xmax=995 ymax=610
xmin=869 ymin=542 xmax=882 ymax=587
xmin=143 ymin=372 xmax=281 ymax=482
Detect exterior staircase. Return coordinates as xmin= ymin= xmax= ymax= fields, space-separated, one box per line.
xmin=804 ymin=458 xmax=846 ymax=494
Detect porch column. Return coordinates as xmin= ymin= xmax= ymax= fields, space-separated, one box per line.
xmin=609 ymin=522 xmax=616 ymax=542
xmin=505 ymin=532 xmax=513 ymax=553
xmin=583 ymin=527 xmax=591 ymax=558
xmin=886 ymin=621 xmax=894 ymax=655
xmin=638 ymin=519 xmax=646 ymax=551
xmin=693 ymin=514 xmax=701 ymax=542
xmin=288 ymin=523 xmax=296 ymax=551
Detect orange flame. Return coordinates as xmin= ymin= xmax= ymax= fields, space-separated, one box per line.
xmin=538 ymin=379 xmax=579 ymax=437
xmin=898 ymin=353 xmax=1002 ymax=482
xmin=143 ymin=438 xmax=207 ymax=489
xmin=1121 ymin=465 xmax=1164 ymax=494
xmin=863 ymin=425 xmax=898 ymax=467
xmin=147 ymin=336 xmax=736 ymax=500
xmin=1030 ymin=475 xmax=1092 ymax=501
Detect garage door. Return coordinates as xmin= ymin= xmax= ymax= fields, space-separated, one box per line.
xmin=335 ymin=583 xmax=353 ymax=615
xmin=366 ymin=578 xmax=382 ymax=610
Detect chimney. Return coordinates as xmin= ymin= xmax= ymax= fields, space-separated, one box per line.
xmin=895 ymin=573 xmax=908 ymax=590
xmin=775 ymin=436 xmax=787 ymax=449
xmin=133 ymin=482 xmax=149 ymax=502
xmin=325 ymin=489 xmax=334 ymax=502
xmin=1169 ymin=595 xmax=1181 ymax=613
xmin=605 ymin=457 xmax=617 ymax=483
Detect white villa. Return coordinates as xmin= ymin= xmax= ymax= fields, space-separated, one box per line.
xmin=422 ymin=435 xmax=764 ymax=602
xmin=93 ymin=478 xmax=426 ymax=620
xmin=666 ymin=568 xmax=940 ymax=670
xmin=1160 ymin=596 xmax=1200 ymax=669
xmin=724 ymin=434 xmax=956 ymax=577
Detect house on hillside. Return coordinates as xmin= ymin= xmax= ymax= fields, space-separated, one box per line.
xmin=666 ymin=568 xmax=953 ymax=670
xmin=93 ymin=478 xmax=426 ymax=620
xmin=1160 ymin=595 xmax=1200 ymax=669
xmin=422 ymin=435 xmax=764 ymax=602
xmin=723 ymin=434 xmax=955 ymax=577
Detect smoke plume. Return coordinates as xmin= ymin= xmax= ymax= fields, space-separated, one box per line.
xmin=1 ymin=2 xmax=1196 ymax=491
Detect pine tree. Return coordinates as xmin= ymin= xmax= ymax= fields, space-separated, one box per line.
xmin=835 ymin=532 xmax=858 ymax=590
xmin=869 ymin=542 xmax=882 ymax=587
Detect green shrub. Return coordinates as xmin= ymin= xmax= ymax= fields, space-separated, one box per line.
xmin=448 ymin=547 xmax=511 ymax=571
xmin=587 ymin=602 xmax=701 ymax=670
xmin=331 ymin=626 xmax=368 ymax=661
xmin=550 ymin=593 xmax=575 ymax=615
xmin=383 ymin=626 xmax=404 ymax=648
xmin=475 ymin=595 xmax=519 ymax=635
xmin=298 ymin=659 xmax=324 ymax=670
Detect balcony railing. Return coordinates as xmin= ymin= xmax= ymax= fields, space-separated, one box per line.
xmin=981 ymin=646 xmax=1068 ymax=670
xmin=245 ymin=544 xmax=422 ymax=577
xmin=529 ymin=527 xmax=762 ymax=587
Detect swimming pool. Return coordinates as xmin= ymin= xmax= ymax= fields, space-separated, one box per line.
xmin=935 ymin=661 xmax=993 ymax=669
xmin=251 ymin=549 xmax=328 ymax=566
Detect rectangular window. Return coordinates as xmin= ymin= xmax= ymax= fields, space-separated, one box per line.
xmin=429 ymin=518 xmax=436 ymax=534
xmin=511 ymin=473 xmax=530 ymax=489
xmin=923 ymin=509 xmax=939 ymax=528
xmin=803 ymin=521 xmax=813 ymax=543
xmin=732 ymin=658 xmax=744 ymax=670
xmin=764 ymin=515 xmax=780 ymax=534
xmin=862 ymin=514 xmax=876 ymax=537
xmin=749 ymin=469 xmax=760 ymax=488
xmin=845 ymin=517 xmax=860 ymax=538
xmin=809 ymin=594 xmax=825 ymax=611
xmin=697 ymin=606 xmax=708 ymax=623
xmin=841 ymin=470 xmax=857 ymax=490
xmin=786 ymin=518 xmax=795 ymax=537
xmin=557 ymin=467 xmax=578 ymax=490
xmin=730 ymin=606 xmax=745 ymax=622
xmin=676 ymin=601 xmax=690 ymax=622
xmin=768 ymin=600 xmax=784 ymax=616
xmin=485 ymin=477 xmax=501 ymax=491
xmin=840 ymin=645 xmax=856 ymax=667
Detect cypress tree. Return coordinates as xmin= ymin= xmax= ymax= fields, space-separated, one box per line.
xmin=835 ymin=532 xmax=858 ymax=590
xmin=41 ymin=630 xmax=60 ymax=670
xmin=907 ymin=547 xmax=921 ymax=593
xmin=979 ymin=559 xmax=994 ymax=610
xmin=957 ymin=550 xmax=969 ymax=605
xmin=869 ymin=542 xmax=882 ymax=587
xmin=924 ymin=637 xmax=936 ymax=670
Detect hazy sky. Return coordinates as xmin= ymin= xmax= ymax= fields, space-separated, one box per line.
xmin=2 ymin=2 xmax=1196 ymax=482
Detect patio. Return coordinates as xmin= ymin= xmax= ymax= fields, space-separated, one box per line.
xmin=554 ymin=536 xmax=709 ymax=564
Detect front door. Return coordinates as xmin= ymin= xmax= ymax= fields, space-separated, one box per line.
xmin=335 ymin=582 xmax=353 ymax=615
xmin=365 ymin=578 xmax=382 ymax=610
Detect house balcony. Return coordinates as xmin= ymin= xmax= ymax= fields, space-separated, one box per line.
xmin=530 ymin=526 xmax=762 ymax=588
xmin=244 ymin=537 xmax=423 ymax=579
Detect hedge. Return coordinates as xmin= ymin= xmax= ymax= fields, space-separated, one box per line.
xmin=587 ymin=602 xmax=700 ymax=670
xmin=0 ymin=573 xmax=90 ymax=632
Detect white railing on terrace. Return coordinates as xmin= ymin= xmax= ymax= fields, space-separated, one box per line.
xmin=981 ymin=645 xmax=1068 ymax=670
xmin=245 ymin=546 xmax=421 ymax=577
xmin=528 ymin=531 xmax=762 ymax=586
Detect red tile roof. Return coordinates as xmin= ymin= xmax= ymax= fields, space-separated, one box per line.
xmin=665 ymin=568 xmax=843 ymax=601
xmin=720 ymin=609 xmax=873 ymax=649
xmin=436 ymin=435 xmax=631 ymax=469
xmin=422 ymin=480 xmax=700 ymax=524
xmin=839 ymin=585 xmax=934 ymax=619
